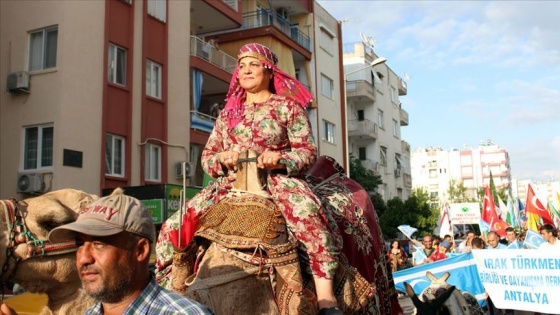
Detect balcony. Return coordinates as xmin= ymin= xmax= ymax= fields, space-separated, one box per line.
xmin=401 ymin=140 xmax=411 ymax=155
xmin=398 ymin=78 xmax=407 ymax=95
xmin=348 ymin=119 xmax=378 ymax=140
xmin=360 ymin=159 xmax=379 ymax=174
xmin=346 ymin=80 xmax=375 ymax=103
xmin=240 ymin=10 xmax=311 ymax=51
xmin=190 ymin=36 xmax=237 ymax=74
xmin=190 ymin=0 xmax=241 ymax=34
xmin=400 ymin=107 xmax=409 ymax=126
xmin=403 ymin=173 xmax=412 ymax=188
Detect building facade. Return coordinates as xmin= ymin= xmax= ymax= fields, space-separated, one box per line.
xmin=411 ymin=141 xmax=512 ymax=203
xmin=343 ymin=42 xmax=411 ymax=201
xmin=0 ymin=0 xmax=344 ymax=200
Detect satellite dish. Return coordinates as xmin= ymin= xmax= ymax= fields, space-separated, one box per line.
xmin=403 ymin=72 xmax=410 ymax=82
xmin=359 ymin=32 xmax=376 ymax=49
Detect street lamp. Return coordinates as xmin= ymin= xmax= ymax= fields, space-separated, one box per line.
xmin=344 ymin=57 xmax=387 ymax=176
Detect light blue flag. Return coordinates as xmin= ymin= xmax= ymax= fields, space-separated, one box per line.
xmin=479 ymin=219 xmax=490 ymax=234
xmin=524 ymin=229 xmax=545 ymax=249
xmin=411 ymin=244 xmax=428 ymax=265
xmin=393 ymin=253 xmax=487 ymax=307
xmin=506 ymin=240 xmax=521 ymax=249
xmin=397 ymin=224 xmax=418 ymax=239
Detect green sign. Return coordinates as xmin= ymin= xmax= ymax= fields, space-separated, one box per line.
xmin=165 ymin=184 xmax=201 ymax=219
xmin=141 ymin=199 xmax=163 ymax=224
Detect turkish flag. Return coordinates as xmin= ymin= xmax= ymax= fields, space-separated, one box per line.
xmin=525 ymin=184 xmax=554 ymax=226
xmin=482 ymin=185 xmax=508 ymax=236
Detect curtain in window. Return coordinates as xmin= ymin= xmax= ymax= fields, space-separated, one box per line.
xmin=116 ymin=48 xmax=126 ymax=85
xmin=29 ymin=32 xmax=43 ymax=71
xmin=25 ymin=128 xmax=38 ymax=169
xmin=45 ymin=29 xmax=57 ymax=68
xmin=105 ymin=134 xmax=112 ymax=174
xmin=193 ymin=69 xmax=203 ymax=112
xmin=41 ymin=127 xmax=53 ymax=167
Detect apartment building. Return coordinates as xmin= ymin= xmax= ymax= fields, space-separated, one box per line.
xmin=343 ymin=42 xmax=411 ymax=201
xmin=512 ymin=179 xmax=560 ymax=206
xmin=0 ymin=0 xmax=344 ymax=204
xmin=411 ymin=141 xmax=512 ymax=203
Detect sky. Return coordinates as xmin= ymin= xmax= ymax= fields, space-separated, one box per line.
xmin=317 ymin=1 xmax=560 ymax=182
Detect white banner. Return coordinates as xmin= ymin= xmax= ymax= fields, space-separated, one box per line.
xmin=449 ymin=202 xmax=481 ymax=225
xmin=472 ymin=249 xmax=560 ymax=314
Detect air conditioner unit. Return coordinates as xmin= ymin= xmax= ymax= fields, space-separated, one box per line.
xmin=17 ymin=173 xmax=44 ymax=193
xmin=175 ymin=162 xmax=195 ymax=179
xmin=7 ymin=71 xmax=30 ymax=93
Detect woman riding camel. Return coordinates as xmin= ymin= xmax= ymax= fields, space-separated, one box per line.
xmin=155 ymin=43 xmax=342 ymax=314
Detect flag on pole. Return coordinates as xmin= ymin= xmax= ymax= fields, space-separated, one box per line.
xmin=526 ymin=212 xmax=540 ymax=232
xmin=547 ymin=201 xmax=560 ymax=229
xmin=523 ymin=229 xmax=545 ymax=249
xmin=479 ymin=219 xmax=491 ymax=235
xmin=525 ymin=184 xmax=554 ymax=226
xmin=506 ymin=194 xmax=517 ymax=227
xmin=438 ymin=204 xmax=453 ymax=238
xmin=517 ymin=198 xmax=526 ymax=226
xmin=397 ymin=225 xmax=418 ymax=239
xmin=482 ymin=185 xmax=508 ymax=236
xmin=497 ymin=195 xmax=508 ymax=222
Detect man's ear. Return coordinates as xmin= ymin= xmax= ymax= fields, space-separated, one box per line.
xmin=135 ymin=238 xmax=151 ymax=262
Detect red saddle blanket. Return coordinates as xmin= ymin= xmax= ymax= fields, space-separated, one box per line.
xmin=306 ymin=156 xmax=403 ymax=315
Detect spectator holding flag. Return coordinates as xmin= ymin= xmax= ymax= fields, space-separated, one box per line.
xmin=411 ymin=235 xmax=435 ymax=266
xmin=427 ymin=240 xmax=451 ymax=262
xmin=539 ymin=224 xmax=560 ymax=249
xmin=504 ymin=227 xmax=521 ymax=249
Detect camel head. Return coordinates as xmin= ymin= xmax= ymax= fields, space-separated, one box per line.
xmin=405 ymin=281 xmax=456 ymax=315
xmin=1 ymin=189 xmax=98 ymax=312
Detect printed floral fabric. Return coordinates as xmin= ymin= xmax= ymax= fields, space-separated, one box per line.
xmin=155 ymin=95 xmax=341 ymax=289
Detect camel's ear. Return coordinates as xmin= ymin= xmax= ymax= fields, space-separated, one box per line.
xmin=426 ymin=271 xmax=437 ymax=281
xmin=404 ymin=282 xmax=418 ymax=300
xmin=432 ymin=285 xmax=456 ymax=308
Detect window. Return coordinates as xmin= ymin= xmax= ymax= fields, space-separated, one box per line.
xmin=392 ymin=119 xmax=399 ymax=137
xmin=146 ymin=60 xmax=162 ymax=99
xmin=145 ymin=143 xmax=161 ymax=182
xmin=321 ymin=74 xmax=333 ymax=99
xmin=108 ymin=44 xmax=127 ymax=85
xmin=23 ymin=125 xmax=53 ymax=170
xmin=391 ymin=86 xmax=397 ymax=103
xmin=378 ymin=109 xmax=384 ymax=129
xmin=148 ymin=0 xmax=166 ymax=22
xmin=395 ymin=154 xmax=402 ymax=170
xmin=359 ymin=147 xmax=367 ymax=160
xmin=105 ymin=134 xmax=125 ymax=177
xmin=319 ymin=26 xmax=334 ymax=55
xmin=380 ymin=146 xmax=387 ymax=166
xmin=29 ymin=27 xmax=58 ymax=71
xmin=323 ymin=120 xmax=335 ymax=143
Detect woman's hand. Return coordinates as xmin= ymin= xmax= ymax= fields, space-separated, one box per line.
xmin=1 ymin=304 xmax=17 ymax=315
xmin=257 ymin=151 xmax=284 ymax=170
xmin=219 ymin=151 xmax=239 ymax=171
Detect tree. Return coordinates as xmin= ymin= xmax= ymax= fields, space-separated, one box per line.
xmin=348 ymin=155 xmax=382 ymax=193
xmin=447 ymin=179 xmax=476 ymax=203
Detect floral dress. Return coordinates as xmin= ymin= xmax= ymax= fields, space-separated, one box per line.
xmin=155 ymin=94 xmax=342 ymax=288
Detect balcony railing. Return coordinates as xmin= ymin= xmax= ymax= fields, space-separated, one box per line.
xmin=398 ymin=77 xmax=407 ymax=95
xmin=190 ymin=111 xmax=216 ymax=133
xmin=241 ymin=10 xmax=311 ymax=51
xmin=401 ymin=140 xmax=410 ymax=154
xmin=360 ymin=159 xmax=379 ymax=174
xmin=400 ymin=108 xmax=409 ymax=126
xmin=348 ymin=119 xmax=378 ymax=139
xmin=346 ymin=80 xmax=375 ymax=102
xmin=190 ymin=36 xmax=237 ymax=74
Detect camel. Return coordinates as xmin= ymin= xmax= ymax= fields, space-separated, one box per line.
xmin=0 ymin=189 xmax=98 ymax=314
xmin=404 ymin=271 xmax=484 ymax=315
xmin=166 ymin=151 xmax=402 ymax=314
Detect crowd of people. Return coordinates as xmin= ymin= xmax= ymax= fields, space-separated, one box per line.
xmin=387 ymin=224 xmax=560 ymax=271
